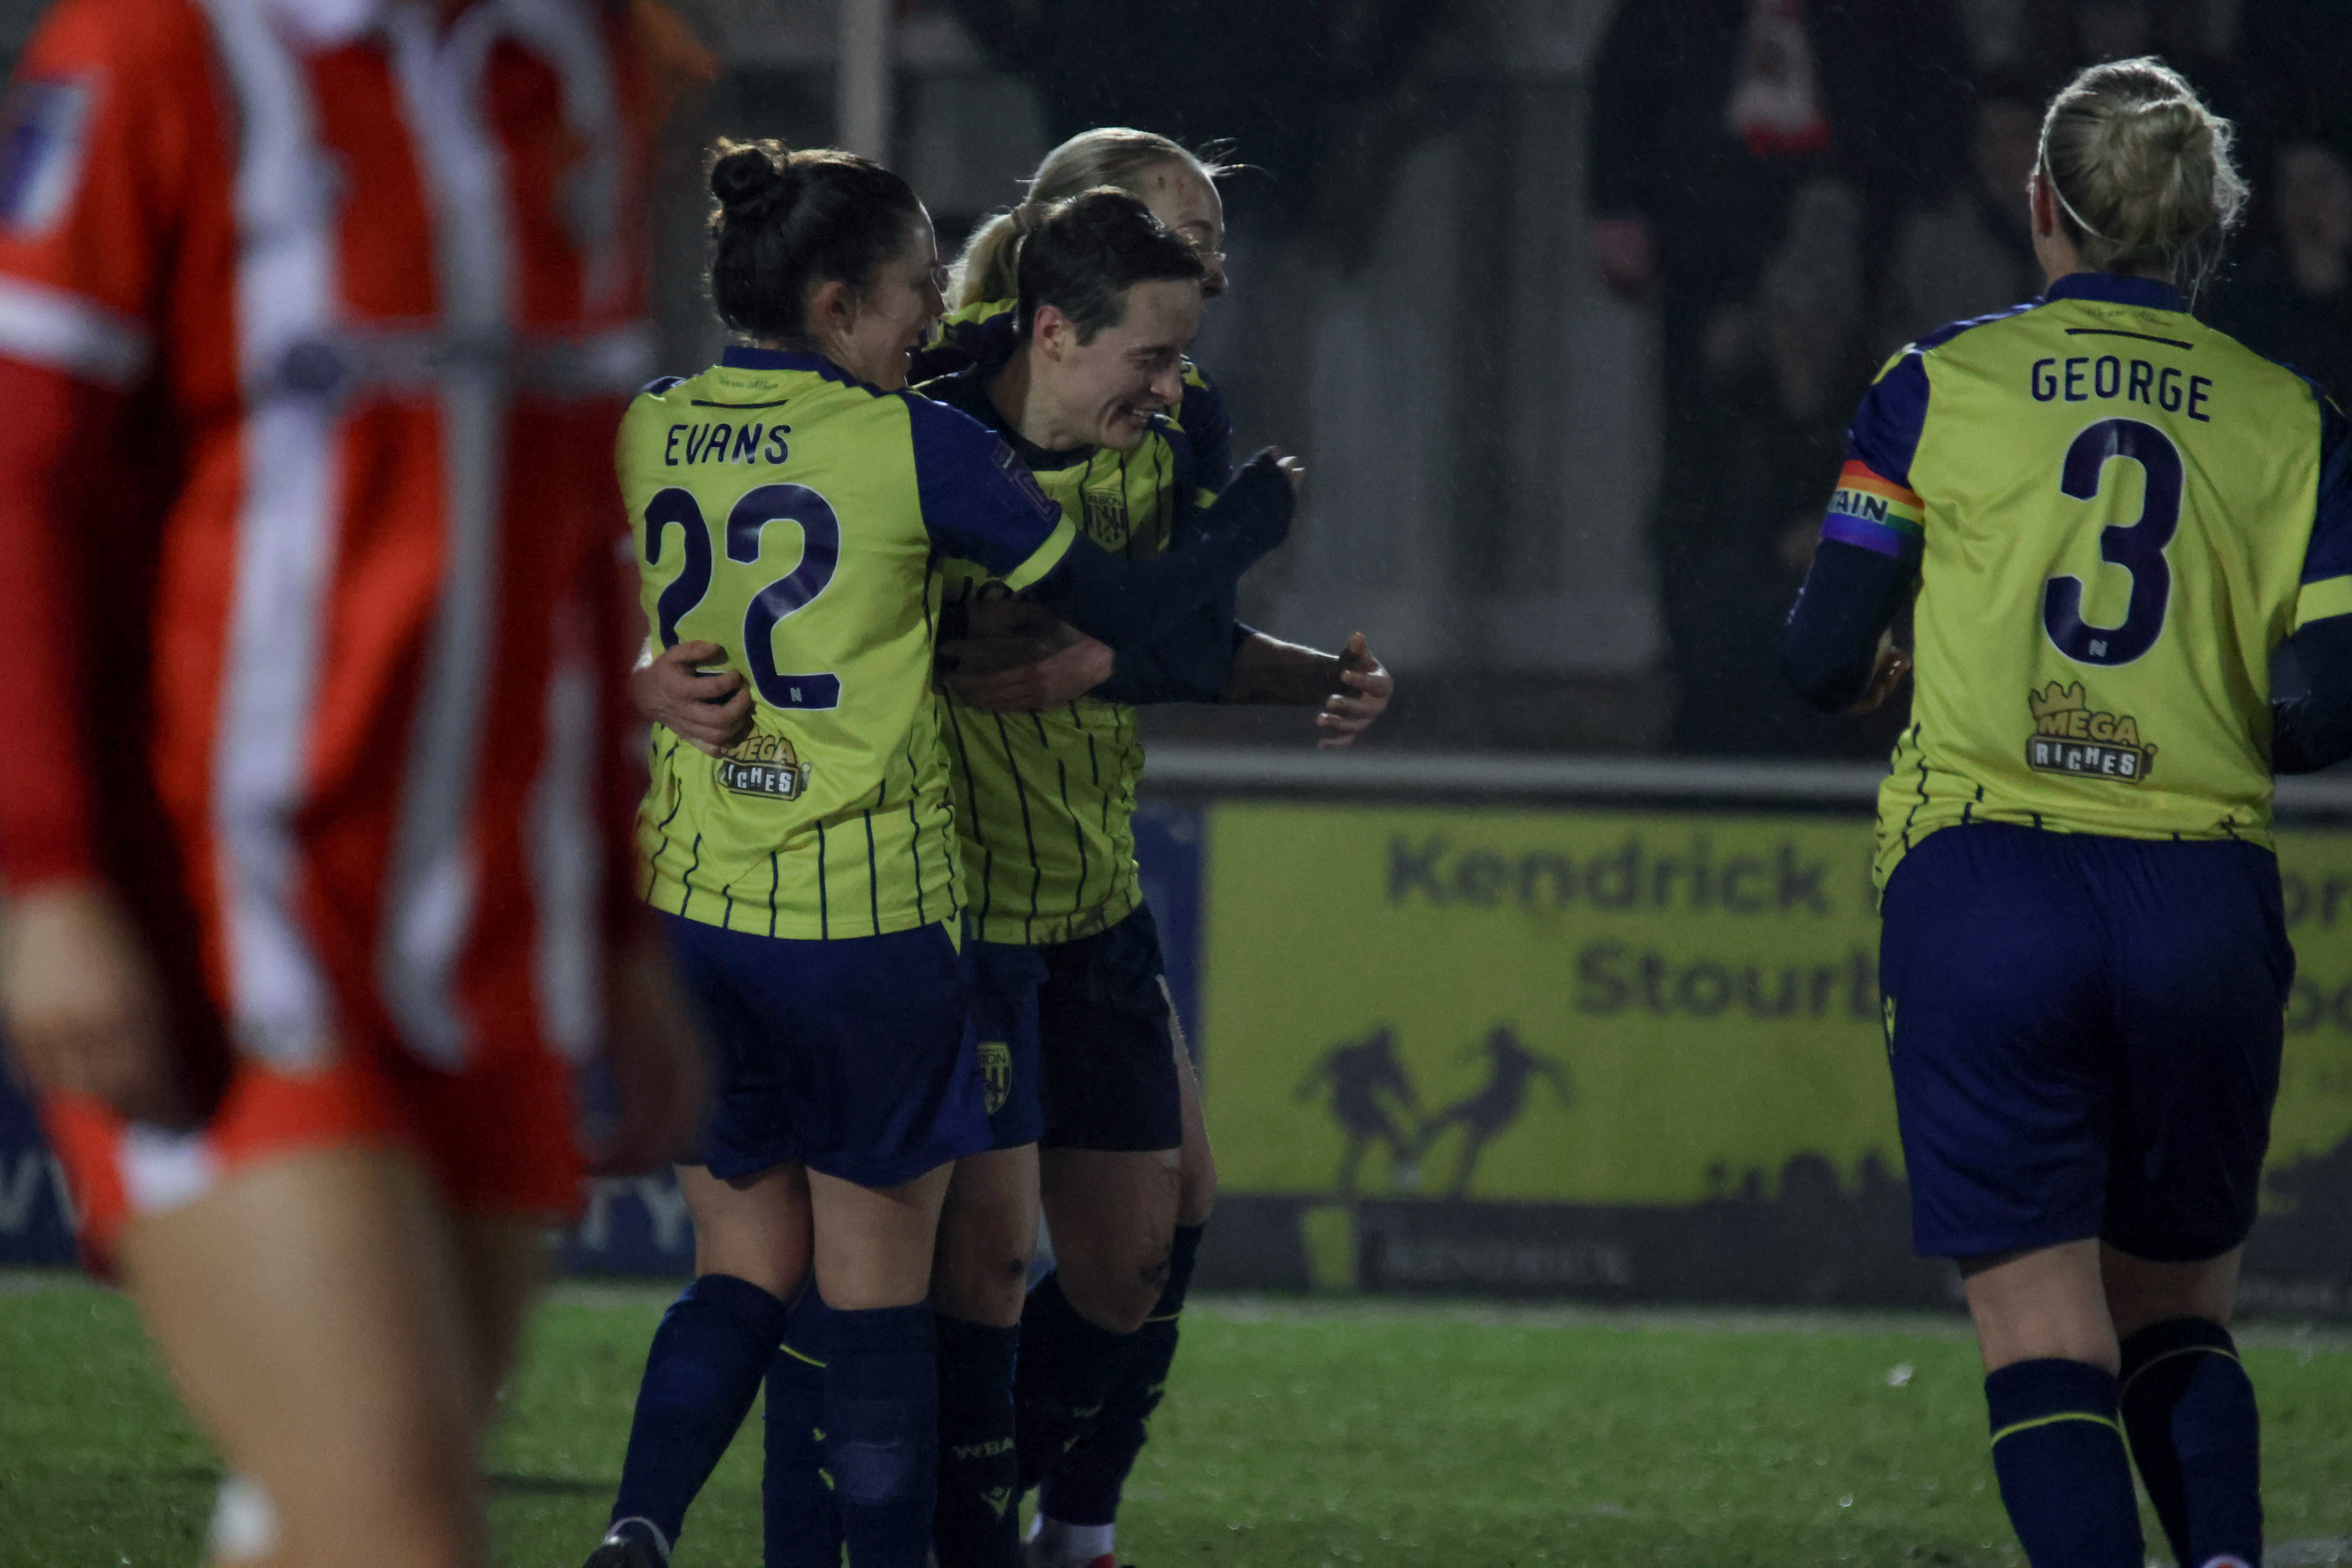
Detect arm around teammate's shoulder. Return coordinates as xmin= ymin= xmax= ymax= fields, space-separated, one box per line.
xmin=1178 ymin=366 xmax=1234 ymax=492
xmin=1030 ymin=448 xmax=1297 ymax=650
xmin=906 ymin=387 xmax=1295 ymax=650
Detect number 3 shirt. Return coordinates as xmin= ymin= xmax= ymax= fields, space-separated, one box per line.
xmin=1820 ymin=272 xmax=2352 ymax=887
xmin=622 ymin=345 xmax=1076 ymax=938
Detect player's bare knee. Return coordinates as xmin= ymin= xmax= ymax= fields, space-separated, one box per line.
xmin=936 ymin=1250 xmax=1029 ymax=1328
xmin=1177 ymin=1162 xmax=1218 ymax=1227
xmin=1061 ymin=1255 xmax=1160 ymax=1334
xmin=2102 ymin=1247 xmax=2238 ymax=1336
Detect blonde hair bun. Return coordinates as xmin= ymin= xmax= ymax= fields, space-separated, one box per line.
xmin=2038 ymin=57 xmax=2247 ymax=298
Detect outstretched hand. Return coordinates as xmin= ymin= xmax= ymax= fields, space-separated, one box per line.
xmin=1316 ymin=631 xmax=1392 ymax=749
xmin=633 ymin=640 xmax=754 ymax=757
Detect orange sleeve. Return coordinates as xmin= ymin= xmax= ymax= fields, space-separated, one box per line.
xmin=0 ymin=0 xmax=201 ymax=887
xmin=0 ymin=361 xmax=129 ymax=887
xmin=0 ymin=0 xmax=202 ymax=387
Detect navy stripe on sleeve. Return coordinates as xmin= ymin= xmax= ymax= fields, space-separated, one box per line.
xmin=1779 ymin=539 xmax=1914 ymax=712
xmin=2304 ymin=389 xmax=2352 ymax=585
xmin=1847 ymin=354 xmax=1931 ymax=491
xmin=903 ymin=391 xmax=1064 ymax=577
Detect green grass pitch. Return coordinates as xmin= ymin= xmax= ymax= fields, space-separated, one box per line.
xmin=3 ymin=1273 xmax=2348 ymax=1567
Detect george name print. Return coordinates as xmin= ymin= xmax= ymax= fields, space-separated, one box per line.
xmin=2029 ymin=354 xmax=2212 ymax=421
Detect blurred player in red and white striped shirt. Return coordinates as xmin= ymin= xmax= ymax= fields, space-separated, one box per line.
xmin=0 ymin=0 xmax=708 ymax=1561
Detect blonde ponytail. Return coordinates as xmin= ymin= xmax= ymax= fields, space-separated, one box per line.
xmin=949 ymin=202 xmax=1047 ymax=310
xmin=2037 ymin=57 xmax=2247 ymax=299
xmin=947 ymin=127 xmax=1227 ymax=310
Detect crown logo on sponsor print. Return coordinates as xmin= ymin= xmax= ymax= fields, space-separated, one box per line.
xmin=2024 ymin=682 xmax=2156 ymax=782
xmin=2027 ymin=681 xmax=2086 ymax=723
xmin=716 ymin=731 xmax=807 ymax=799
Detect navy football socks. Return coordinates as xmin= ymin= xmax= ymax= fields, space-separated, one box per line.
xmin=2119 ymin=1317 xmax=2263 ymax=1568
xmin=826 ymin=1300 xmax=940 ymax=1568
xmin=763 ymin=1290 xmax=843 ymax=1568
xmin=1039 ymin=1223 xmax=1203 ymax=1528
xmin=1985 ymin=1358 xmax=2144 ymax=1568
xmin=610 ymin=1273 xmax=788 ymax=1551
xmin=933 ymin=1315 xmax=1023 ymax=1568
xmin=1013 ymin=1269 xmax=1135 ymax=1494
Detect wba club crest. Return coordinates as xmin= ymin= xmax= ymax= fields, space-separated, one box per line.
xmin=1081 ymin=486 xmax=1131 ymax=549
xmin=978 ymin=1038 xmax=1012 ymax=1116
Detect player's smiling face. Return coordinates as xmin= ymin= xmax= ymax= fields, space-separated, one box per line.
xmin=824 ymin=206 xmax=946 ymax=392
xmin=1045 ymin=277 xmax=1202 ymax=452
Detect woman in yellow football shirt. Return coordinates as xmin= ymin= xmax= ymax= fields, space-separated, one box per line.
xmin=925 ymin=147 xmax=1391 ymax=1568
xmin=587 ymin=140 xmax=1291 ymax=1568
xmin=1783 ymin=58 xmax=2352 ymax=1568
xmin=643 ymin=132 xmax=1388 ymax=1568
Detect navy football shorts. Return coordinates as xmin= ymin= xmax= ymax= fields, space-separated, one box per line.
xmin=971 ymin=937 xmax=1047 ymax=1151
xmin=660 ymin=914 xmax=992 ymax=1190
xmin=1880 ymin=822 xmax=2290 ymax=1263
xmin=1032 ymin=903 xmax=1184 ymax=1154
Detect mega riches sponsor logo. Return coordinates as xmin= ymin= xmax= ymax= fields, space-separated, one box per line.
xmin=2025 ymin=681 xmax=2155 ymax=781
xmin=717 ymin=731 xmax=806 ymax=799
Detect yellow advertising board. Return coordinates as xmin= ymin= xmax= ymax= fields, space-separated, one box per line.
xmin=1201 ymin=802 xmax=2352 ymax=1220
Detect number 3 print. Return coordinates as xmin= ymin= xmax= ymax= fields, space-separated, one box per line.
xmin=639 ymin=482 xmax=844 ymax=709
xmin=2042 ymin=418 xmax=2184 ymax=666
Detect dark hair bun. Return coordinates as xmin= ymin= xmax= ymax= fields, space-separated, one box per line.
xmin=703 ymin=138 xmax=923 ymax=345
xmin=710 ymin=143 xmax=794 ymax=222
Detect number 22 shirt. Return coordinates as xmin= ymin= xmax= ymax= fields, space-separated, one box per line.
xmin=622 ymin=346 xmax=1076 ymax=937
xmin=1823 ymin=272 xmax=2352 ymax=886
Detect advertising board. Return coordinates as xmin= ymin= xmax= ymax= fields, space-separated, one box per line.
xmin=1196 ymin=802 xmax=2352 ymax=1310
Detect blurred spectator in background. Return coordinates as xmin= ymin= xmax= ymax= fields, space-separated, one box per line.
xmin=1586 ymin=0 xmax=1968 ymax=754
xmin=2209 ymin=141 xmax=2352 ymax=400
xmin=1587 ymin=0 xmax=1970 ymax=359
xmin=2023 ymin=0 xmax=2164 ymax=65
xmin=2018 ymin=0 xmax=2234 ymax=76
xmin=1664 ymin=179 xmax=1906 ymax=757
xmin=947 ymin=0 xmax=1435 ymax=232
xmin=1876 ymin=71 xmax=2045 ymax=353
xmin=2236 ymin=0 xmax=2352 ymax=169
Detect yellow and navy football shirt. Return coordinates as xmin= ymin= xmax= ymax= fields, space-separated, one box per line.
xmin=1821 ymin=273 xmax=2352 ymax=886
xmin=623 ymin=346 xmax=1076 ymax=937
xmin=921 ymin=362 xmax=1211 ymax=945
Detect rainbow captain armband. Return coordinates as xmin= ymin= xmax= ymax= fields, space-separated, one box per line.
xmin=1820 ymin=461 xmax=1926 ymax=561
